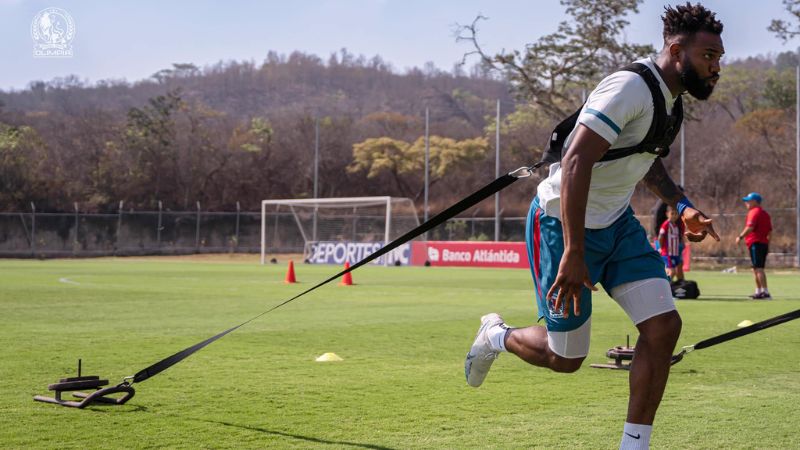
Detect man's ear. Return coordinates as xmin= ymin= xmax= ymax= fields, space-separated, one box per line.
xmin=668 ymin=42 xmax=682 ymax=59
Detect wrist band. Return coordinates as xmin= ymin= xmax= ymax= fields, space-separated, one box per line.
xmin=676 ymin=196 xmax=694 ymax=215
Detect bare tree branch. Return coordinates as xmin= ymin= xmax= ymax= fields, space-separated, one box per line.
xmin=454 ymin=0 xmax=654 ymax=120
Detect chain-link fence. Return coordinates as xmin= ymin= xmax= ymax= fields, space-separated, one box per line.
xmin=0 ymin=207 xmax=263 ymax=257
xmin=1 ymin=206 xmax=797 ymax=266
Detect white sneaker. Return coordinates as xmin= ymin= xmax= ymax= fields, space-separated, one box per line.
xmin=465 ymin=313 xmax=504 ymax=387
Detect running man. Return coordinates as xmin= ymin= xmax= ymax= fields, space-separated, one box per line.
xmin=465 ymin=4 xmax=723 ymax=449
xmin=736 ymin=192 xmax=773 ymax=299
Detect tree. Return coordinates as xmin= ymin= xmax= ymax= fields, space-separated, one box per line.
xmin=705 ymin=66 xmax=767 ymax=120
xmin=121 ymin=90 xmax=183 ymax=206
xmin=484 ymin=104 xmax=549 ymax=158
xmin=763 ymin=69 xmax=797 ymax=110
xmin=348 ymin=135 xmax=488 ymax=199
xmin=732 ymin=108 xmax=796 ymax=202
xmin=455 ymin=0 xmax=654 ymax=119
xmin=349 ymin=137 xmax=416 ymax=195
xmin=358 ymin=112 xmax=419 ymax=139
xmin=0 ymin=124 xmax=49 ymax=209
xmin=775 ymin=50 xmax=800 ymax=70
xmin=235 ymin=117 xmax=273 ymax=154
xmin=736 ymin=108 xmax=791 ymax=152
xmin=769 ymin=0 xmax=800 ymax=42
xmin=152 ymin=63 xmax=201 ymax=83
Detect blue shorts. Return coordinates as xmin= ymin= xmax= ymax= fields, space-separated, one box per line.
xmin=525 ymin=197 xmax=668 ymax=332
xmin=662 ymin=255 xmax=683 ymax=269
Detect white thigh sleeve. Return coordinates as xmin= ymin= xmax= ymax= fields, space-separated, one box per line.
xmin=610 ymin=278 xmax=676 ymax=325
xmin=547 ymin=317 xmax=591 ymax=359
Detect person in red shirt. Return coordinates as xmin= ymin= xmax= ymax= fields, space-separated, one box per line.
xmin=659 ymin=205 xmax=685 ymax=282
xmin=736 ymin=192 xmax=773 ymax=299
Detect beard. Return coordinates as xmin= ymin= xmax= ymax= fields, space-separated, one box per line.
xmin=680 ymin=59 xmax=718 ymax=100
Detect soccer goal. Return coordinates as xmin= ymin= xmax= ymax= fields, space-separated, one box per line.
xmin=260 ymin=197 xmax=420 ymax=265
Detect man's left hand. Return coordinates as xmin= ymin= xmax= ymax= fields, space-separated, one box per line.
xmin=682 ymin=207 xmax=720 ymax=242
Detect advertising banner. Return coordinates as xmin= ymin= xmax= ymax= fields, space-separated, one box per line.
xmin=410 ymin=241 xmax=529 ymax=268
xmin=306 ymin=241 xmax=411 ymax=266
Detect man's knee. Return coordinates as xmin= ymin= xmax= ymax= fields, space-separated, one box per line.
xmin=638 ymin=311 xmax=682 ymax=346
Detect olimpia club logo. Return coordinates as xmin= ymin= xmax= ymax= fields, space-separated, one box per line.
xmin=31 ymin=7 xmax=75 ymax=58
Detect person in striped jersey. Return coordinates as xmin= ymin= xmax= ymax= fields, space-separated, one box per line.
xmin=658 ymin=205 xmax=685 ymax=283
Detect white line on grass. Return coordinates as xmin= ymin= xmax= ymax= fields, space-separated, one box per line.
xmin=58 ymin=277 xmax=80 ymax=285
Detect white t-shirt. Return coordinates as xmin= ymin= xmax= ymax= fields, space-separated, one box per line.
xmin=536 ymin=57 xmax=678 ymax=229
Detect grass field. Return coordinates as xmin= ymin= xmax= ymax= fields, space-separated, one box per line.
xmin=1 ymin=257 xmax=799 ymax=449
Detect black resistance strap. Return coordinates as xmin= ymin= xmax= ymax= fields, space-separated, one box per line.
xmin=130 ymin=166 xmax=534 ymax=384
xmin=671 ymin=308 xmax=800 ymax=365
xmin=693 ymin=308 xmax=800 ymax=351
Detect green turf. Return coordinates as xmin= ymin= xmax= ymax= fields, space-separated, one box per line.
xmin=1 ymin=258 xmax=798 ymax=449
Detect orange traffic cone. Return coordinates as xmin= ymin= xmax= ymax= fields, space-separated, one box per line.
xmin=340 ymin=262 xmax=353 ymax=286
xmin=285 ymin=260 xmax=297 ymax=283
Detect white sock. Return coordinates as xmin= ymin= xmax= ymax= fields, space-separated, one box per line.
xmin=487 ymin=323 xmax=509 ymax=352
xmin=619 ymin=422 xmax=651 ymax=450
xmin=757 ymin=287 xmax=764 ymax=294
xmin=763 ymin=288 xmax=770 ymax=294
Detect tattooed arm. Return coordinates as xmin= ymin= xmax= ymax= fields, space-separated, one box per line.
xmin=643 ymin=158 xmax=720 ymax=242
xmin=642 ymin=158 xmax=683 ymax=206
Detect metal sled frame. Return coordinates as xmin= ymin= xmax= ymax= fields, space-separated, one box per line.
xmin=590 ymin=335 xmax=691 ymax=370
xmin=590 ymin=345 xmax=636 ymax=370
xmin=34 ymin=376 xmax=135 ymax=408
xmin=33 ymin=360 xmax=135 ymax=409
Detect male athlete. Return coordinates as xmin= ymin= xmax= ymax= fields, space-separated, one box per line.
xmin=465 ymin=4 xmax=723 ymax=449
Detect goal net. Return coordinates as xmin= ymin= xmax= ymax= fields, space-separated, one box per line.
xmin=260 ymin=197 xmax=420 ymax=265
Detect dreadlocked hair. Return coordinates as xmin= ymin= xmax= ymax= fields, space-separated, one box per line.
xmin=662 ymin=2 xmax=723 ymax=41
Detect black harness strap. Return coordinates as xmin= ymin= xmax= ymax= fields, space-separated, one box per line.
xmin=537 ymin=62 xmax=682 ymax=167
xmin=600 ymin=63 xmax=682 ymax=161
xmin=131 ymin=167 xmax=531 ymax=384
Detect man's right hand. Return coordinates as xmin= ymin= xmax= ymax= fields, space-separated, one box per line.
xmin=682 ymin=206 xmax=720 ymax=242
xmin=547 ymin=250 xmax=597 ymax=318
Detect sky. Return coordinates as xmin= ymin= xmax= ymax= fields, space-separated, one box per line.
xmin=1 ymin=0 xmax=798 ymax=91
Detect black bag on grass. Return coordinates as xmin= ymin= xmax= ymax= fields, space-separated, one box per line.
xmin=671 ymin=279 xmax=700 ymax=299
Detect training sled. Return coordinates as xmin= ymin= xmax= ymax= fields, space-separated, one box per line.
xmin=590 ymin=336 xmax=636 ymax=370
xmin=590 ymin=336 xmax=686 ymax=370
xmin=33 ymin=360 xmax=134 ymax=409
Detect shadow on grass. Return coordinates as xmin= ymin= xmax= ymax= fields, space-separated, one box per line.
xmin=679 ymin=297 xmax=753 ymax=303
xmin=683 ymin=295 xmax=800 ymax=302
xmin=71 ymin=403 xmax=148 ymax=413
xmin=197 ymin=418 xmax=397 ymax=450
xmin=73 ymin=405 xmax=394 ymax=448
xmin=678 ymin=296 xmax=794 ymax=303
